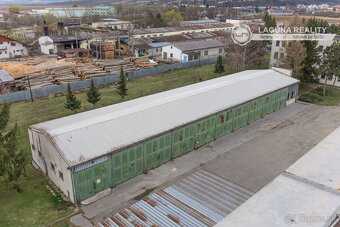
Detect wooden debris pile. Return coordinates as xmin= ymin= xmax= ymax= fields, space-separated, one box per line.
xmin=90 ymin=42 xmax=115 ymax=59
xmin=125 ymin=56 xmax=157 ymax=69
xmin=7 ymin=56 xmax=158 ymax=91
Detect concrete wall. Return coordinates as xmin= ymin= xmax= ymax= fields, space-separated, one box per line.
xmin=0 ymin=41 xmax=28 ymax=59
xmin=162 ymin=45 xmax=182 ymax=61
xmin=287 ymin=83 xmax=299 ymax=105
xmin=29 ymin=128 xmax=75 ymax=203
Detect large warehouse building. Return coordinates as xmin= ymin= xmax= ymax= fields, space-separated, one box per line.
xmin=28 ymin=69 xmax=299 ymax=204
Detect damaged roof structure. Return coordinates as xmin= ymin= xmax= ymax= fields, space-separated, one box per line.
xmin=97 ymin=169 xmax=254 ymax=227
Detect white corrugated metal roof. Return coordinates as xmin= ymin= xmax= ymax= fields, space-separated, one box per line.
xmin=30 ymin=70 xmax=299 ymax=167
xmin=286 ymin=126 xmax=340 ymax=191
xmin=97 ymin=169 xmax=254 ymax=227
xmin=216 ymin=173 xmax=340 ymax=227
xmin=215 ymin=125 xmax=340 ymax=227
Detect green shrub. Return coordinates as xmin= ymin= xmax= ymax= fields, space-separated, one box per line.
xmin=310 ymin=87 xmax=327 ymax=96
xmin=299 ymin=92 xmax=324 ymax=103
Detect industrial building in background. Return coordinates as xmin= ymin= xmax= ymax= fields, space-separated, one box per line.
xmin=162 ymin=39 xmax=226 ymax=62
xmin=28 ymin=69 xmax=299 ymax=204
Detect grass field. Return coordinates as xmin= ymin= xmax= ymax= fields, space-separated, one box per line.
xmin=315 ymin=87 xmax=340 ymax=106
xmin=298 ymin=84 xmax=340 ymax=106
xmin=0 ymin=63 xmax=228 ymax=226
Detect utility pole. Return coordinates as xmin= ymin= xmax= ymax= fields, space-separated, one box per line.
xmin=27 ymin=75 xmax=33 ymax=102
xmin=118 ymin=32 xmax=121 ymax=57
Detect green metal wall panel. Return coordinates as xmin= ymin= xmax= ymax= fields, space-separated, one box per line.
xmin=75 ymin=161 xmax=109 ymax=202
xmin=248 ymin=97 xmax=264 ymax=123
xmin=275 ymin=88 xmax=288 ymax=110
xmin=195 ymin=115 xmax=216 ymax=149
xmin=112 ymin=144 xmax=143 ymax=186
xmin=144 ymin=133 xmax=171 ymax=171
xmin=240 ymin=103 xmax=250 ymax=127
xmin=232 ymin=105 xmax=242 ymax=130
xmin=262 ymin=92 xmax=276 ymax=116
xmin=274 ymin=90 xmax=282 ymax=111
xmin=172 ymin=123 xmax=195 ymax=158
xmin=215 ymin=109 xmax=233 ymax=138
xmin=233 ymin=103 xmax=249 ymax=130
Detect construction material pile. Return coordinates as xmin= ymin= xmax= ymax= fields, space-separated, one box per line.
xmin=90 ymin=42 xmax=115 ymax=59
xmin=7 ymin=56 xmax=158 ymax=91
xmin=0 ymin=62 xmax=39 ymax=77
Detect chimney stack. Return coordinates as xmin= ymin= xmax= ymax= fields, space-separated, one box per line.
xmin=43 ymin=20 xmax=49 ymax=36
xmin=57 ymin=22 xmax=64 ymax=35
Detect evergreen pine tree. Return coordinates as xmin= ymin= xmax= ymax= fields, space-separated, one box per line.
xmin=0 ymin=104 xmax=26 ymax=192
xmin=301 ymin=18 xmax=322 ymax=82
xmin=64 ymin=84 xmax=81 ymax=113
xmin=87 ymin=79 xmax=101 ymax=108
xmin=214 ymin=55 xmax=225 ymax=73
xmin=116 ymin=65 xmax=128 ymax=99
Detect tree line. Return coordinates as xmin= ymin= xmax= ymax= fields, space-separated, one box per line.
xmin=64 ymin=65 xmax=128 ymax=112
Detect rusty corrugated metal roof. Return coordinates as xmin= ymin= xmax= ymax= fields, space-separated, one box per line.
xmin=96 ymin=169 xmax=254 ymax=227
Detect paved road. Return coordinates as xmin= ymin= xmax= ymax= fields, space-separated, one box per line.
xmin=70 ymin=103 xmax=340 ymax=226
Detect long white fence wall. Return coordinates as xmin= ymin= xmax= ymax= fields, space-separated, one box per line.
xmin=0 ymin=57 xmax=221 ymax=104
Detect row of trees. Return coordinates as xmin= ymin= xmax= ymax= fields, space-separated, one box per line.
xmin=0 ymin=104 xmax=26 ymax=192
xmin=65 ymin=66 xmax=128 ymax=112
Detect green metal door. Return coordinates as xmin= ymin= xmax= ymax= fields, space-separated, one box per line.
xmin=280 ymin=88 xmax=288 ymax=108
xmin=262 ymin=92 xmax=276 ymax=116
xmin=232 ymin=105 xmax=243 ymax=130
xmin=144 ymin=133 xmax=171 ymax=171
xmin=75 ymin=168 xmax=94 ymax=202
xmin=240 ymin=103 xmax=250 ymax=127
xmin=112 ymin=144 xmax=143 ymax=186
xmin=215 ymin=109 xmax=233 ymax=138
xmin=172 ymin=123 xmax=195 ymax=158
xmin=75 ymin=161 xmax=110 ymax=202
xmin=275 ymin=88 xmax=288 ymax=110
xmin=274 ymin=90 xmax=282 ymax=111
xmin=93 ymin=162 xmax=109 ymax=192
xmin=195 ymin=115 xmax=216 ymax=149
xmin=269 ymin=92 xmax=277 ymax=112
xmin=248 ymin=98 xmax=264 ymax=123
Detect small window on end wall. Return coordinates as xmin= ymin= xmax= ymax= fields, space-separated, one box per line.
xmin=170 ymin=53 xmax=173 ymax=58
xmin=59 ymin=171 xmax=64 ymax=181
xmin=51 ymin=163 xmax=55 ymax=173
xmin=290 ymin=91 xmax=295 ymax=99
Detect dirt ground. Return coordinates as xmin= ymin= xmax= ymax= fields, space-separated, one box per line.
xmin=68 ymin=102 xmax=340 ymax=226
